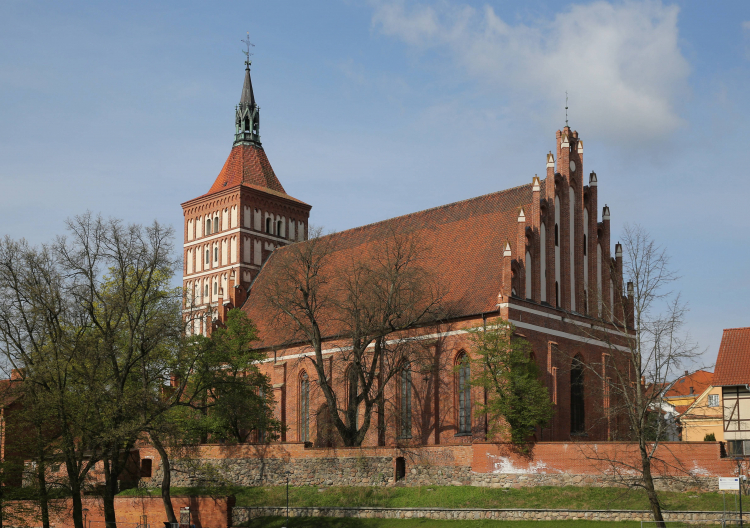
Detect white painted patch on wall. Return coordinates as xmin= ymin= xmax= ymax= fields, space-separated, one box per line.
xmin=489 ymin=455 xmax=553 ymax=474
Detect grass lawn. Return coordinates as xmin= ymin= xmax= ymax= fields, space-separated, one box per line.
xmin=120 ymin=485 xmax=737 ymax=512
xmin=236 ymin=517 xmax=644 ymax=528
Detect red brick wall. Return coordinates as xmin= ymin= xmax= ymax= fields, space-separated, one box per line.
xmin=6 ymin=495 xmax=234 ymax=528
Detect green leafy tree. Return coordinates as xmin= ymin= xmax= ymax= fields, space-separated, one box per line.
xmin=145 ymin=309 xmax=279 ymax=523
xmin=468 ymin=318 xmax=553 ymax=445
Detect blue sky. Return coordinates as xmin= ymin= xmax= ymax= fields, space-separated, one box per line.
xmin=1 ymin=0 xmax=748 ymax=366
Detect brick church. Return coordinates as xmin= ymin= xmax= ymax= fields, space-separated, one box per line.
xmin=181 ymin=61 xmax=632 ymax=446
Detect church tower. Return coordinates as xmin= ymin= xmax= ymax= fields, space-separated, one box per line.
xmin=181 ymin=56 xmax=311 ymax=335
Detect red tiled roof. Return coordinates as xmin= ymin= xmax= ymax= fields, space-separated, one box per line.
xmin=204 ymin=143 xmax=295 ymax=199
xmin=663 ymin=370 xmax=713 ymax=399
xmin=243 ymin=182 xmax=533 ymax=347
xmin=713 ymin=327 xmax=750 ymax=386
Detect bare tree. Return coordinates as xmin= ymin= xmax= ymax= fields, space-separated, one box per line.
xmin=573 ymin=224 xmax=701 ymax=527
xmin=259 ymin=227 xmax=445 ymax=447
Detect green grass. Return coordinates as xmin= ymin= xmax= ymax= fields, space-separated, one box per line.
xmin=229 ymin=485 xmax=730 ymax=512
xmin=237 ymin=517 xmax=643 ymax=528
xmin=118 ymin=485 xmax=736 ymax=512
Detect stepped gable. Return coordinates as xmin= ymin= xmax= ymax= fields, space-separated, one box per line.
xmin=204 ymin=143 xmax=299 ymax=200
xmin=243 ymin=182 xmax=534 ymax=348
xmin=713 ymin=327 xmax=750 ymax=386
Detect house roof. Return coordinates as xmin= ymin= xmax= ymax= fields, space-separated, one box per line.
xmin=202 ymin=143 xmax=307 ymax=204
xmin=243 ymin=182 xmax=534 ymax=348
xmin=663 ymin=370 xmax=713 ymax=399
xmin=713 ymin=327 xmax=750 ymax=386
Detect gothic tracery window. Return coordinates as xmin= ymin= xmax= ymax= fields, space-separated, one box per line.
xmin=456 ymin=353 xmax=471 ymax=434
xmin=399 ymin=367 xmax=412 ymax=439
xmin=300 ymin=372 xmax=310 ymax=442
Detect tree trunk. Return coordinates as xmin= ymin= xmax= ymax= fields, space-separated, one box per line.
xmin=101 ymin=454 xmax=119 ymax=527
xmin=152 ymin=435 xmax=177 ymax=523
xmin=35 ymin=452 xmax=50 ymax=528
xmin=66 ymin=466 xmax=84 ymax=528
xmin=640 ymin=443 xmax=665 ymax=527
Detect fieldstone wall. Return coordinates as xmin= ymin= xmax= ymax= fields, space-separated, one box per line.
xmin=150 ymin=454 xmax=712 ymax=493
xmin=151 ymin=455 xmax=472 ymax=488
xmin=234 ymin=506 xmax=732 ymax=524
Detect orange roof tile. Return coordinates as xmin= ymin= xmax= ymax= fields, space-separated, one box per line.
xmin=663 ymin=370 xmax=713 ymax=399
xmin=713 ymin=327 xmax=750 ymax=386
xmin=204 ymin=143 xmax=300 ymax=201
xmin=243 ymin=182 xmax=533 ymax=347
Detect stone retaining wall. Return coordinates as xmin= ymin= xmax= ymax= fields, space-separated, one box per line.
xmin=234 ymin=506 xmax=732 ymax=524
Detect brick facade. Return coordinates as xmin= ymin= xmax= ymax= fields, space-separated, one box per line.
xmin=182 ymin=65 xmax=636 ymax=448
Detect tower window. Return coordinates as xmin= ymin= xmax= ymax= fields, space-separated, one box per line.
xmin=555 ymin=281 xmax=560 ymax=308
xmin=205 ymin=249 xmax=209 ymax=265
xmin=213 ymin=217 xmax=219 ymax=233
xmin=214 ymin=247 xmax=218 ymax=262
xmin=206 ymin=219 xmax=211 ymax=236
xmin=204 ymin=284 xmax=208 ymax=297
xmin=583 ymin=234 xmax=587 ymax=256
xmin=277 ymin=220 xmax=283 ymax=238
xmin=266 ymin=217 xmax=272 ymax=234
xmin=555 ymin=224 xmax=559 ymax=246
xmin=213 ymin=282 xmax=217 ymax=295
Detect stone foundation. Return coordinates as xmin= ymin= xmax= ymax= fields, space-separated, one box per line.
xmin=234 ymin=506 xmax=732 ymax=524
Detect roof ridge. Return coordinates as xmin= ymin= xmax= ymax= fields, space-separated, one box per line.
xmin=317 ymin=181 xmax=534 ymax=241
xmin=723 ymin=327 xmax=750 ymax=332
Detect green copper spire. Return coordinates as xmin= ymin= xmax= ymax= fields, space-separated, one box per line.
xmin=235 ymin=35 xmax=260 ymax=146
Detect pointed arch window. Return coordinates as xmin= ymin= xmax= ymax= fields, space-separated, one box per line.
xmin=399 ymin=366 xmax=412 ymax=439
xmin=571 ymin=355 xmax=586 ymax=435
xmin=456 ymin=353 xmax=471 ymax=434
xmin=214 ymin=246 xmax=219 ymax=263
xmin=205 ymin=249 xmax=210 ymax=265
xmin=346 ymin=364 xmax=359 ymax=429
xmin=300 ymin=372 xmax=309 ymax=443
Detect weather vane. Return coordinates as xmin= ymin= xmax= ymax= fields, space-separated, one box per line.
xmin=565 ymin=91 xmax=569 ymax=127
xmin=241 ymin=32 xmax=255 ymax=68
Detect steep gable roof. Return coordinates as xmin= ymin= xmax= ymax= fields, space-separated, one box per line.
xmin=713 ymin=327 xmax=750 ymax=386
xmin=243 ymin=182 xmax=534 ymax=348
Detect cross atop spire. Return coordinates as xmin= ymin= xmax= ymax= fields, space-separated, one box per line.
xmin=234 ymin=34 xmax=260 ymax=146
xmin=241 ymin=32 xmax=254 ymax=70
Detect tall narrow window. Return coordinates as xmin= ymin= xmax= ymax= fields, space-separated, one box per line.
xmin=347 ymin=365 xmax=358 ymax=429
xmin=213 ymin=217 xmax=219 ymax=233
xmin=213 ymin=281 xmax=217 ymax=295
xmin=206 ymin=219 xmax=211 ymax=235
xmin=525 ymin=251 xmax=532 ymax=300
xmin=571 ymin=355 xmax=585 ymax=435
xmin=569 ymin=187 xmax=576 ymax=311
xmin=540 ymin=223 xmax=547 ymax=302
xmin=300 ymin=372 xmax=310 ymax=442
xmin=205 ymin=249 xmax=210 ymax=265
xmin=266 ymin=217 xmax=272 ymax=234
xmin=214 ymin=246 xmax=218 ymax=262
xmin=204 ymin=284 xmax=208 ymax=297
xmin=399 ymin=367 xmax=412 ymax=439
xmin=277 ymin=220 xmax=283 ymax=238
xmin=554 ymin=196 xmax=561 ymax=308
xmin=457 ymin=354 xmax=471 ymax=434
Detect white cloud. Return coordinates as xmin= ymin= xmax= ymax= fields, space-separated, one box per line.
xmin=371 ymin=0 xmax=691 ymax=143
